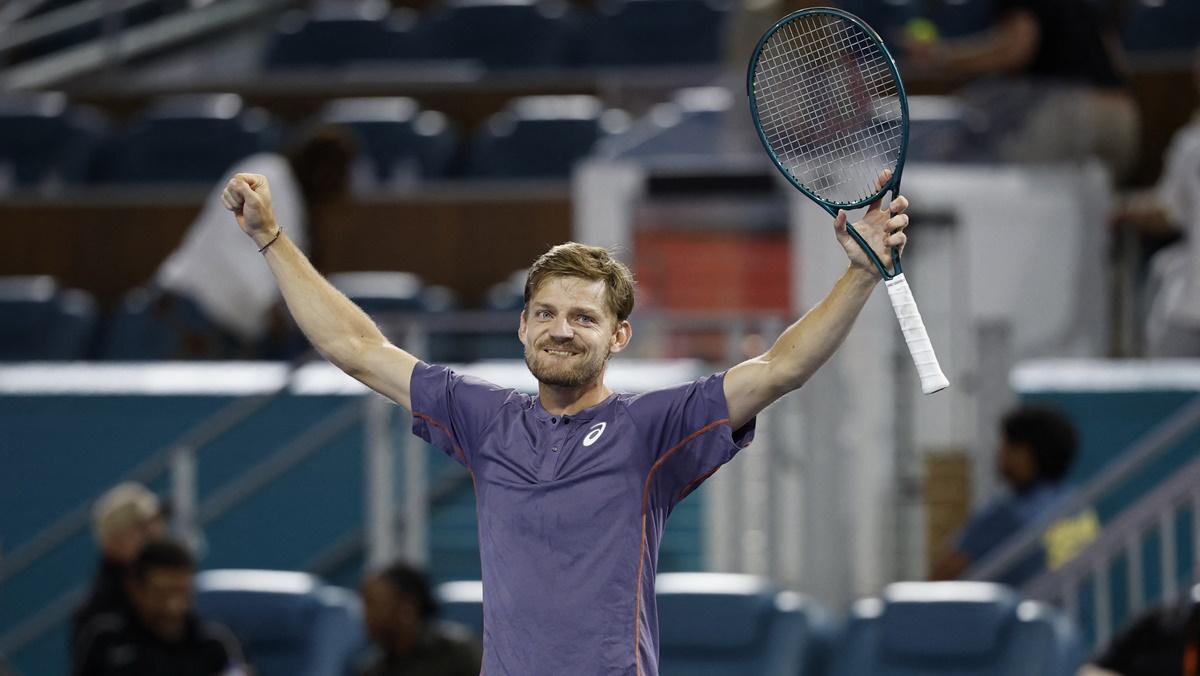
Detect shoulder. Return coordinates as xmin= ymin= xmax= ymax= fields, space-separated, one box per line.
xmin=622 ymin=372 xmax=725 ymax=413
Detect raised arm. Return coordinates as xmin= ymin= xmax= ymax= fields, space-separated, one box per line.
xmin=223 ymin=173 xmax=417 ymax=411
xmin=724 ymin=174 xmax=909 ymax=430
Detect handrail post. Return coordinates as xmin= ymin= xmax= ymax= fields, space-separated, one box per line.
xmin=169 ymin=444 xmax=202 ymax=555
xmin=364 ymin=395 xmax=398 ymax=569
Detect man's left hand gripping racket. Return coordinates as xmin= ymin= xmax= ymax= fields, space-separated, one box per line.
xmin=748 ymin=7 xmax=949 ymax=395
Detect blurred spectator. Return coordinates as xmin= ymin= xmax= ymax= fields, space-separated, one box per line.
xmin=931 ymin=405 xmax=1078 ymax=581
xmin=1122 ymin=51 xmax=1200 ymax=357
xmin=903 ymin=0 xmax=1139 ymax=182
xmin=1077 ymin=585 xmax=1200 ymax=676
xmin=356 ymin=561 xmax=481 ymax=676
xmin=71 ymin=483 xmax=169 ymax=649
xmin=151 ymin=124 xmax=357 ymax=357
xmin=73 ymin=537 xmax=246 ymax=676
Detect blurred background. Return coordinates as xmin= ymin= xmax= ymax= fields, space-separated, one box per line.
xmin=0 ymin=0 xmax=1198 ymax=674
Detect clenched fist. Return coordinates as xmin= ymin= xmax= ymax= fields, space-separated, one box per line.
xmin=222 ymin=173 xmax=279 ymax=249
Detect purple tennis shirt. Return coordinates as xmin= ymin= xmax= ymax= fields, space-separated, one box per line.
xmin=409 ymin=361 xmax=756 ymax=676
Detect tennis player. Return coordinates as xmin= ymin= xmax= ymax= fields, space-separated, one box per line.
xmin=223 ymin=169 xmax=909 ymax=676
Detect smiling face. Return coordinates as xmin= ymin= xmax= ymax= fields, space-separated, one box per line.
xmin=519 ymin=275 xmax=630 ymax=389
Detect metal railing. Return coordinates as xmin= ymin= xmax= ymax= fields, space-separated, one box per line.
xmin=966 ymin=395 xmax=1200 ymax=644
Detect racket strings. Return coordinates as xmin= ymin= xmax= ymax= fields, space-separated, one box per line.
xmin=753 ymin=13 xmax=903 ymax=205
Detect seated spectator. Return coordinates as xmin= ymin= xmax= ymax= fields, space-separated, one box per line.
xmin=357 ymin=561 xmax=481 ymax=676
xmin=1120 ymin=51 xmax=1200 ymax=357
xmin=152 ymin=124 xmax=357 ymax=357
xmin=73 ymin=537 xmax=246 ymax=676
xmin=1078 ymin=586 xmax=1200 ymax=676
xmin=931 ymin=405 xmax=1078 ymax=581
xmin=71 ymin=482 xmax=169 ymax=649
xmin=903 ymin=0 xmax=1139 ymax=182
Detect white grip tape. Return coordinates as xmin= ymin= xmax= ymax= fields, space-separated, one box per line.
xmin=885 ymin=273 xmax=949 ymax=394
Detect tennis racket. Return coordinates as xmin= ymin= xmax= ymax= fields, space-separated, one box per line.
xmin=747 ymin=7 xmax=949 ymax=395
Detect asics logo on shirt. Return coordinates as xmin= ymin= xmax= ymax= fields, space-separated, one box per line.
xmin=583 ymin=422 xmax=607 ymax=447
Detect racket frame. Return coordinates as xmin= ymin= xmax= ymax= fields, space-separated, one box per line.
xmin=746 ymin=6 xmax=911 ymax=280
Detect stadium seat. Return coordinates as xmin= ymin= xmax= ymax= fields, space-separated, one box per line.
xmin=602 ymin=86 xmax=731 ymax=160
xmin=435 ymin=580 xmax=484 ymax=634
xmin=466 ymin=95 xmax=627 ymax=178
xmin=583 ymin=0 xmax=729 ymax=67
xmin=194 ymin=570 xmax=366 ymax=676
xmin=101 ymin=285 xmax=231 ymax=360
xmin=835 ymin=0 xmax=918 ymax=45
xmin=1121 ymin=0 xmax=1200 ymax=54
xmin=327 ymin=271 xmax=465 ymax=361
xmin=0 ymin=93 xmax=108 ymax=190
xmin=318 ymin=98 xmax=458 ymax=184
xmin=0 ymin=276 xmax=99 ymax=360
xmin=95 ymin=94 xmax=279 ymax=184
xmin=826 ymin=582 xmax=1085 ymax=676
xmin=420 ymin=0 xmax=578 ymax=69
xmin=263 ymin=3 xmax=423 ymax=69
xmin=655 ymin=573 xmax=833 ymax=676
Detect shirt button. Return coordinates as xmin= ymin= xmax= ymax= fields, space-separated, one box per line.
xmin=550 ymin=417 xmax=557 ymax=424
xmin=552 ymin=446 xmax=559 ymax=453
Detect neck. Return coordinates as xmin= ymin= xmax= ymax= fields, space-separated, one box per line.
xmin=538 ymin=377 xmax=612 ymax=416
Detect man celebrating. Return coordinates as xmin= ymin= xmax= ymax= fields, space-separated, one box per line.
xmin=222 ymin=168 xmax=909 ymax=675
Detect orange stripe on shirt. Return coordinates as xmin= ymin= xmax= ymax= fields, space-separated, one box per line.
xmin=633 ymin=418 xmax=730 ymax=676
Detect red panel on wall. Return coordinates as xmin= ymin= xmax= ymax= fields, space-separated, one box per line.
xmin=633 ymin=231 xmax=790 ymax=312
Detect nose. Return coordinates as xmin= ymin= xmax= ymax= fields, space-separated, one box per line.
xmin=548 ymin=316 xmax=574 ymax=341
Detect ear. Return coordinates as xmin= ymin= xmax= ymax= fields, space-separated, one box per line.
xmin=609 ymin=320 xmax=632 ymax=354
xmin=518 ymin=309 xmax=528 ymax=346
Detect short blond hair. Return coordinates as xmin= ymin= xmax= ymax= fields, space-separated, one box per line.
xmin=524 ymin=243 xmax=636 ymax=322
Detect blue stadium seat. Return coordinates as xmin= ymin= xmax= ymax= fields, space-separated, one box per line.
xmin=96 ymin=94 xmax=279 ymax=184
xmin=264 ymin=4 xmax=423 ymax=69
xmin=0 ymin=276 xmax=99 ymax=360
xmin=466 ymin=95 xmax=627 ymax=178
xmin=827 ymin=582 xmax=1084 ymax=676
xmin=327 ymin=272 xmax=464 ymax=361
xmin=319 ymin=98 xmax=458 ymax=183
xmin=420 ymin=0 xmax=578 ymax=69
xmin=603 ymin=86 xmax=731 ymax=160
xmin=656 ymin=573 xmax=833 ymax=676
xmin=101 ymin=285 xmax=231 ymax=360
xmin=1121 ymin=0 xmax=1200 ymax=54
xmin=435 ymin=580 xmax=484 ymax=634
xmin=0 ymin=93 xmax=108 ymax=189
xmin=583 ymin=0 xmax=729 ymax=67
xmin=194 ymin=570 xmax=366 ymax=676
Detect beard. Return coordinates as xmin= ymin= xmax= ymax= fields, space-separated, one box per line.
xmin=524 ymin=341 xmax=609 ymax=388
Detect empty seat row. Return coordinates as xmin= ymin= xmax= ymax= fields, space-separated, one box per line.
xmin=0 ymin=92 xmax=627 ymax=190
xmin=193 ymin=572 xmax=1084 ymax=676
xmin=263 ymin=0 xmax=730 ymax=71
xmin=0 ymin=270 xmax=528 ymax=362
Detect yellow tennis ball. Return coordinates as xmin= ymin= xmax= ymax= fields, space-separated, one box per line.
xmin=905 ymin=18 xmax=939 ymax=44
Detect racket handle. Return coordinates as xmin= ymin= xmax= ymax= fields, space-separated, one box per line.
xmin=884 ymin=273 xmax=949 ymax=395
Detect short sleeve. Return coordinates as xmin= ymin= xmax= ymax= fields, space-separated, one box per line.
xmin=409 ymin=361 xmax=520 ymax=469
xmin=626 ymin=371 xmax=755 ymax=509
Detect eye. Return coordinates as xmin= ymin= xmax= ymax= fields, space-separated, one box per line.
xmin=578 ymin=315 xmax=596 ymax=325
xmin=536 ymin=310 xmax=552 ymax=320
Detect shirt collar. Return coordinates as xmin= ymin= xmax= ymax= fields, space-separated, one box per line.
xmin=531 ymin=391 xmax=619 ymax=423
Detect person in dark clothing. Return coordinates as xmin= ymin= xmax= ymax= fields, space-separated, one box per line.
xmin=71 ymin=483 xmax=170 ymax=651
xmin=73 ymin=538 xmax=245 ymax=676
xmin=356 ymin=562 xmax=481 ymax=676
xmin=932 ymin=405 xmax=1079 ymax=581
xmin=903 ymin=0 xmax=1139 ymax=181
xmin=1079 ymin=587 xmax=1200 ymax=676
